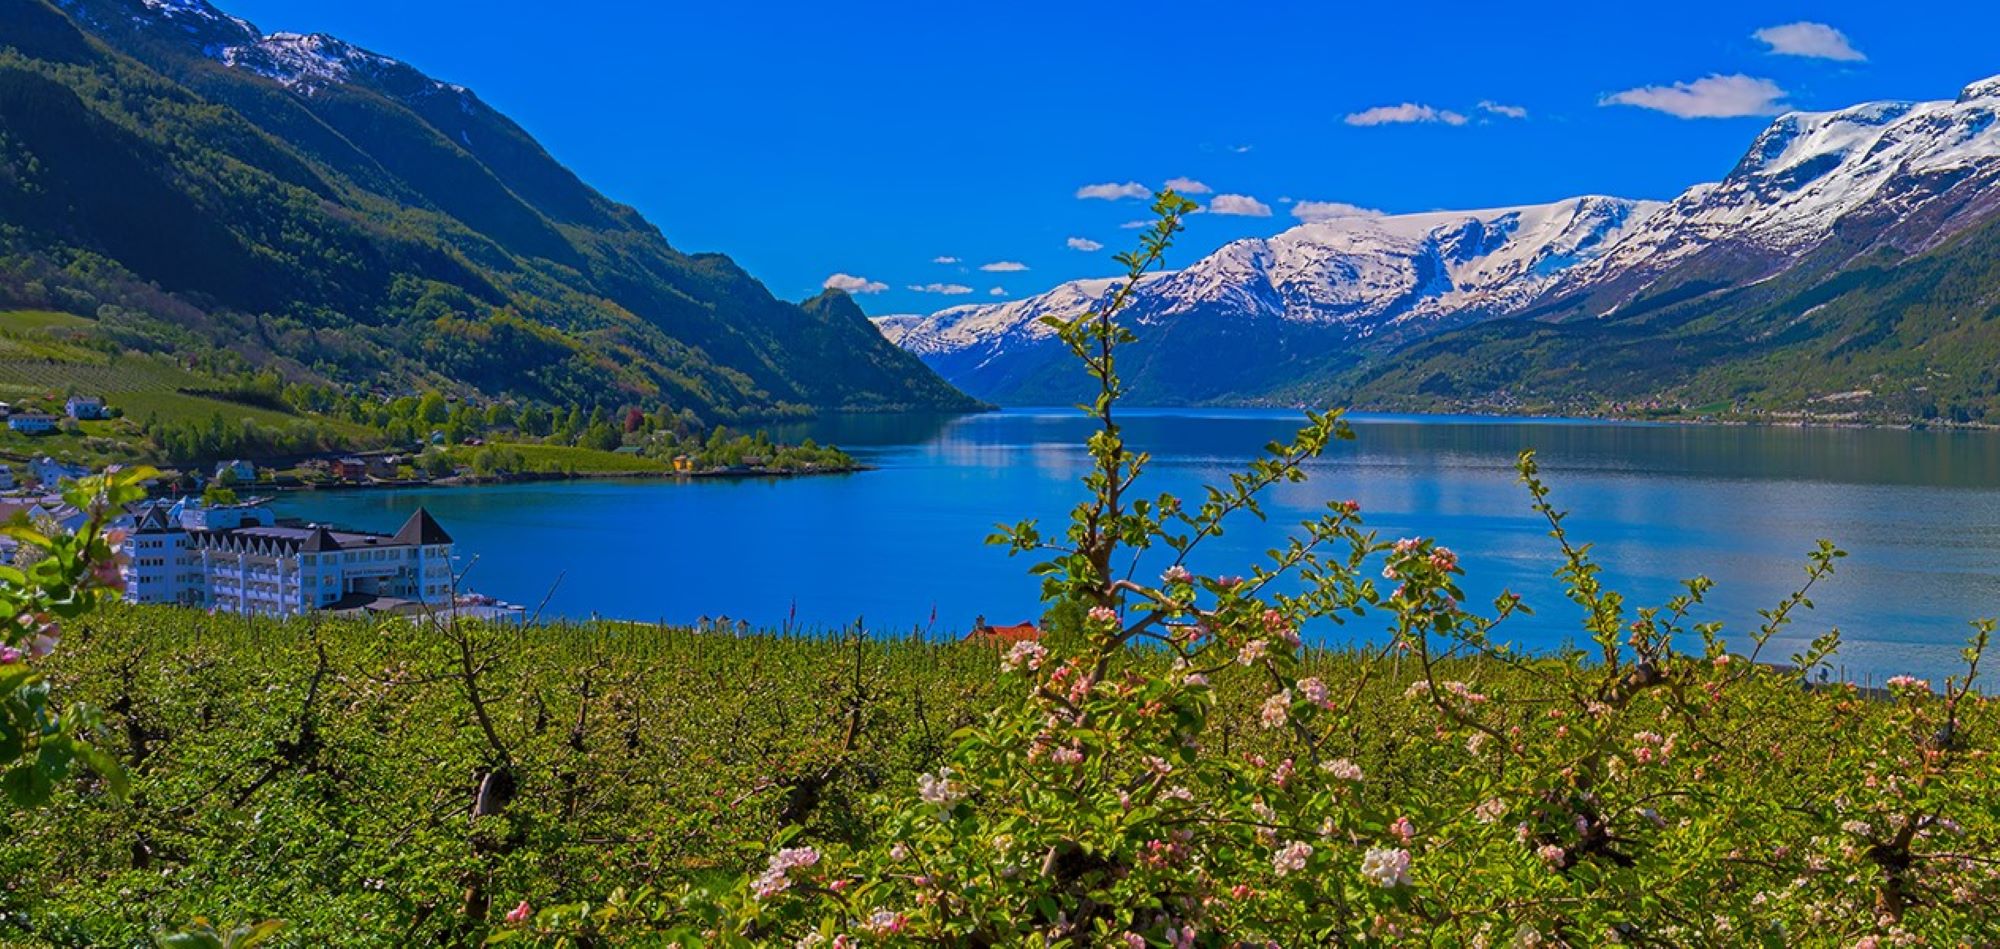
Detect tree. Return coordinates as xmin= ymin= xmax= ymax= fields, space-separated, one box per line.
xmin=418 ymin=391 xmax=450 ymax=425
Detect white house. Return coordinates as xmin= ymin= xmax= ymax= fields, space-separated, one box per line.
xmin=8 ymin=413 xmax=57 ymax=435
xmin=122 ymin=502 xmax=457 ymax=618
xmin=65 ymin=395 xmax=107 ymax=420
xmin=29 ymin=456 xmax=89 ymax=487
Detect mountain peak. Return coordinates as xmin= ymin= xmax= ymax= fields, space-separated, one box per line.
xmin=1960 ymin=74 xmax=2000 ymax=104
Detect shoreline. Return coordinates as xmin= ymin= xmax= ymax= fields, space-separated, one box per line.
xmin=247 ymin=463 xmax=875 ymax=494
xmin=975 ymin=403 xmax=2000 ymax=434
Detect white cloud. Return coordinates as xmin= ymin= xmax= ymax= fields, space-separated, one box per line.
xmin=1206 ymin=194 xmax=1272 ymax=217
xmin=988 ymin=287 xmax=1007 ymax=297
xmin=931 ymin=255 xmax=960 ymax=264
xmin=907 ymin=283 xmax=974 ymax=295
xmin=1754 ymin=22 xmax=1865 ymax=62
xmin=1231 ymin=144 xmax=1253 ymax=153
xmin=823 ymin=272 xmax=886 ymax=294
xmin=1602 ymin=74 xmax=1789 ymax=118
xmin=1344 ymin=103 xmax=1468 ymax=126
xmin=1065 ymin=237 xmax=1104 ymax=252
xmin=1164 ymin=176 xmax=1212 ymax=194
xmin=980 ymin=260 xmax=1029 ymax=272
xmin=1076 ymin=181 xmax=1151 ymax=201
xmin=1291 ymin=200 xmax=1384 ymax=223
xmin=1119 ymin=220 xmax=1151 ymax=229
xmin=1478 ymin=100 xmax=1528 ymax=119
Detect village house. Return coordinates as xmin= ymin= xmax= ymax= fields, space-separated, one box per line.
xmin=64 ymin=395 xmax=108 ymax=420
xmin=29 ymin=456 xmax=89 ymax=486
xmin=7 ymin=413 xmax=57 ymax=435
xmin=965 ymin=614 xmax=1041 ymax=643
xmin=332 ymin=457 xmax=369 ymax=481
xmin=213 ymin=459 xmax=258 ymax=483
xmin=0 ymin=464 xmax=14 ymax=491
xmin=122 ymin=500 xmax=458 ymax=618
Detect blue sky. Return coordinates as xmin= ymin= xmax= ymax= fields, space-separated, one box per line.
xmin=225 ymin=1 xmax=2000 ymax=316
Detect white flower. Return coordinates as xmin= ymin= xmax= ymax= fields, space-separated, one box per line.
xmin=1360 ymin=847 xmax=1412 ymax=888
xmin=1237 ymin=639 xmax=1269 ymax=665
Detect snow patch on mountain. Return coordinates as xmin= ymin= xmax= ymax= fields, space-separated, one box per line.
xmin=875 ymin=274 xmax=1173 ymax=363
xmin=115 ymin=0 xmax=469 ymax=99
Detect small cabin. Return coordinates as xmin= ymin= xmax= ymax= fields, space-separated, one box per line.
xmin=332 ymin=457 xmax=369 ymax=481
xmin=213 ymin=459 xmax=258 ymax=483
xmin=8 ymin=413 xmax=57 ymax=435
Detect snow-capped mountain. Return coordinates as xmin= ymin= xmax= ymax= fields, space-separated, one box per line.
xmin=1547 ymin=74 xmax=2000 ymax=312
xmin=882 ymin=74 xmax=2000 ymax=406
xmin=876 ymin=197 xmax=1660 ymax=403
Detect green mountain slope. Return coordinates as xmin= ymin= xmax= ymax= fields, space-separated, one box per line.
xmin=0 ymin=0 xmax=979 ymax=420
xmin=1330 ymin=210 xmax=2000 ymax=424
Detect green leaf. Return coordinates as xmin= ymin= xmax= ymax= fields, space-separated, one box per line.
xmin=3 ymin=761 xmax=53 ymax=807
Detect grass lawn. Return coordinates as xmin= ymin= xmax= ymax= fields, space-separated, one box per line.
xmin=0 ymin=309 xmax=97 ymax=332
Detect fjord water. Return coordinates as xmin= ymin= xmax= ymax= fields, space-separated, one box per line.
xmin=270 ymin=410 xmax=2000 ymax=684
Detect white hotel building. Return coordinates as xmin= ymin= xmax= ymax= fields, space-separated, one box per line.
xmin=124 ymin=500 xmax=457 ymax=617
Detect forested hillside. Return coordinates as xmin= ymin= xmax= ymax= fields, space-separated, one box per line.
xmin=0 ymin=0 xmax=979 ymax=421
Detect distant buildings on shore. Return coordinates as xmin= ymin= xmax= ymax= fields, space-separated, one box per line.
xmin=0 ymin=460 xmax=523 ymax=622
xmin=122 ymin=499 xmax=465 ymax=618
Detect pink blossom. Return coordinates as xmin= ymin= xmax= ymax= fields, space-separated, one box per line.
xmin=917 ymin=767 xmax=965 ymax=811
xmin=1237 ymin=639 xmax=1269 ymax=665
xmin=0 ymin=645 xmax=20 ymax=665
xmin=1298 ymin=676 xmax=1328 ymax=705
xmin=1428 ymin=547 xmax=1457 ymax=572
xmin=863 ymin=910 xmax=907 ymax=937
xmin=1321 ymin=758 xmax=1363 ymax=782
xmin=1259 ymin=690 xmax=1291 ymax=729
xmin=1389 ymin=816 xmax=1416 ymax=843
xmin=752 ymin=846 xmax=821 ymax=900
xmin=1885 ymin=675 xmax=1931 ymax=694
xmin=1161 ymin=564 xmax=1193 ymax=584
xmin=504 ymin=900 xmax=531 ymax=926
xmin=1474 ymin=798 xmax=1506 ymax=824
xmin=1537 ymin=844 xmax=1566 ymax=866
xmin=1271 ymin=840 xmax=1313 ymax=876
xmin=1087 ymin=605 xmax=1120 ymax=626
xmin=1050 ymin=745 xmax=1085 ymax=766
xmin=1000 ymin=640 xmax=1047 ymax=673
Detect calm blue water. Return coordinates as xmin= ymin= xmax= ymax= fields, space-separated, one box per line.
xmin=269 ymin=409 xmax=2000 ymax=684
